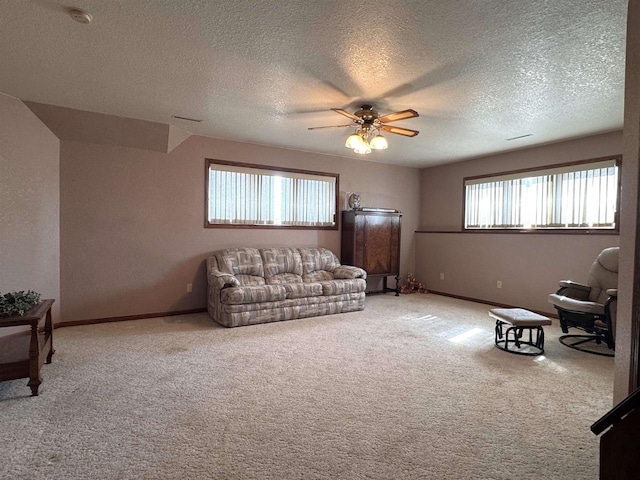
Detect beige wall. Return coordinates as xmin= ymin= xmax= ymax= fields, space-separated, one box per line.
xmin=615 ymin=0 xmax=640 ymax=403
xmin=0 ymin=94 xmax=60 ymax=328
xmin=416 ymin=233 xmax=618 ymax=315
xmin=60 ymin=132 xmax=420 ymax=322
xmin=416 ymin=131 xmax=622 ymax=314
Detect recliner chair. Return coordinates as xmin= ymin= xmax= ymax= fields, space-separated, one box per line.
xmin=548 ymin=247 xmax=618 ymax=357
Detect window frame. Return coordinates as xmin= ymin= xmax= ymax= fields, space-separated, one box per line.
xmin=461 ymin=155 xmax=622 ymax=234
xmin=204 ymin=158 xmax=340 ymax=230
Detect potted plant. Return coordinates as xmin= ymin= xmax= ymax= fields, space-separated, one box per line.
xmin=0 ymin=290 xmax=41 ymax=316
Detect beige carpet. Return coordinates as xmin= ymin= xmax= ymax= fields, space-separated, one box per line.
xmin=0 ymin=294 xmax=613 ymax=479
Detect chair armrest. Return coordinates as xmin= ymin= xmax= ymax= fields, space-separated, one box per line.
xmin=607 ymin=289 xmax=618 ymax=297
xmin=559 ymin=280 xmax=591 ymax=292
xmin=208 ymin=271 xmax=240 ymax=289
xmin=557 ymin=280 xmax=591 ymax=301
xmin=334 ymin=265 xmax=367 ymax=280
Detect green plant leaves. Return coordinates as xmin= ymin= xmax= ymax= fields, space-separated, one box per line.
xmin=0 ymin=290 xmax=41 ymax=316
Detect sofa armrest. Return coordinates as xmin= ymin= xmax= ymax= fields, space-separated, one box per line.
xmin=607 ymin=289 xmax=618 ymax=297
xmin=334 ymin=265 xmax=367 ymax=280
xmin=208 ymin=272 xmax=240 ymax=290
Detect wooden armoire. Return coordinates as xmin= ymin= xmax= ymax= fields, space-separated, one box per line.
xmin=341 ymin=210 xmax=402 ymax=295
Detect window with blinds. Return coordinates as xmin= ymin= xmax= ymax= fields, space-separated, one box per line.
xmin=205 ymin=159 xmax=339 ymax=229
xmin=463 ymin=156 xmax=620 ymax=231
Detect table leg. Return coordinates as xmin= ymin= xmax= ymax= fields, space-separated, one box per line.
xmin=28 ymin=324 xmax=42 ymax=396
xmin=45 ymin=309 xmax=55 ymax=364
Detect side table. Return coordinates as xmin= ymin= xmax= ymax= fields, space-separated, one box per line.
xmin=0 ymin=299 xmax=55 ymax=396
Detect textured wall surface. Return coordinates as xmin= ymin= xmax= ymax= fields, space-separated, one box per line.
xmin=0 ymin=94 xmax=60 ymax=326
xmin=25 ymin=102 xmax=172 ymax=153
xmin=615 ymin=0 xmax=640 ymax=404
xmin=416 ymin=131 xmax=623 ymax=314
xmin=60 ymin=124 xmax=420 ymax=323
xmin=416 ymin=233 xmax=618 ymax=315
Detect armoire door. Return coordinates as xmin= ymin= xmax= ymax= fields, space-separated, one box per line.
xmin=363 ymin=214 xmax=399 ymax=275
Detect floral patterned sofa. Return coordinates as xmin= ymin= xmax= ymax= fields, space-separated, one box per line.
xmin=206 ymin=247 xmax=367 ymax=327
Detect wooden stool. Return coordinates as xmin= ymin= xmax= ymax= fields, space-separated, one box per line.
xmin=490 ymin=308 xmax=552 ymax=356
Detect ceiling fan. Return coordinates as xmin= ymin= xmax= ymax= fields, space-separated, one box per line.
xmin=308 ymin=104 xmax=419 ymax=154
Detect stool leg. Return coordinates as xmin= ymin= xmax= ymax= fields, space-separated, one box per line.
xmin=495 ymin=321 xmax=503 ymax=346
xmin=504 ymin=325 xmax=510 ymax=351
xmin=506 ymin=326 xmax=517 ymax=350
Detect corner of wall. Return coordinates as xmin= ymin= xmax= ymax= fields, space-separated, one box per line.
xmin=0 ymin=93 xmax=61 ymax=322
xmin=167 ymin=125 xmax=192 ymax=153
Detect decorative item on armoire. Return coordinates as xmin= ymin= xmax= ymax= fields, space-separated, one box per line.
xmin=347 ymin=192 xmax=361 ymax=210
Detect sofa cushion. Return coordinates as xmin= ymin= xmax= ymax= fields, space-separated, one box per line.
xmin=266 ymin=273 xmax=303 ymax=285
xmin=235 ymin=275 xmax=265 ymax=286
xmin=215 ymin=248 xmax=264 ymax=277
xmin=261 ymin=247 xmax=303 ymax=278
xmin=221 ymin=285 xmax=286 ymax=305
xmin=298 ymin=247 xmax=340 ymax=275
xmin=303 ymin=271 xmax=334 ymax=282
xmin=221 ymin=292 xmax=365 ymax=313
xmin=319 ymin=278 xmax=367 ymax=296
xmin=284 ymin=282 xmax=323 ymax=299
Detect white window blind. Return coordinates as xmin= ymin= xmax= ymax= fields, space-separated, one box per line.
xmin=206 ymin=161 xmax=337 ymax=228
xmin=464 ymin=158 xmax=619 ymax=230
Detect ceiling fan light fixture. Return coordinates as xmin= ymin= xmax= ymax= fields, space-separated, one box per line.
xmin=370 ymin=134 xmax=388 ymax=150
xmin=310 ymin=104 xmax=419 ymax=155
xmin=345 ymin=132 xmax=364 ymax=149
xmin=354 ymin=143 xmax=372 ymax=155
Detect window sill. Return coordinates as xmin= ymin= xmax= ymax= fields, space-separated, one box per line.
xmin=416 ymin=229 xmax=619 ymax=235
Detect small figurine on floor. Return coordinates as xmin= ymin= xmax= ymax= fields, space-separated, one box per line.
xmin=399 ymin=273 xmax=429 ymax=294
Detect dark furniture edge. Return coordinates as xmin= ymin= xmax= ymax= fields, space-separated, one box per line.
xmin=0 ymin=299 xmax=55 ymax=327
xmin=591 ymin=386 xmax=640 ymax=435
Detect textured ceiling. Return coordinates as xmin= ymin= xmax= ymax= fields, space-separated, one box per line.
xmin=0 ymin=0 xmax=627 ymax=167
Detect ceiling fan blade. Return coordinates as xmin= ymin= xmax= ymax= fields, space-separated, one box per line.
xmin=380 ymin=125 xmax=420 ymax=137
xmin=308 ymin=124 xmax=354 ymax=130
xmin=331 ymin=108 xmax=361 ymax=122
xmin=378 ymin=109 xmax=419 ymax=123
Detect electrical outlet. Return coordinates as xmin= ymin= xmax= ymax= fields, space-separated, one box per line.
xmin=496 ymin=280 xmax=502 ymax=289
xmin=187 ymin=283 xmax=193 ymax=293
xmin=439 ymin=272 xmax=445 ymax=280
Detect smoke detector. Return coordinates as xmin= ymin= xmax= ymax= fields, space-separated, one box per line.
xmin=69 ymin=8 xmax=93 ymax=24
